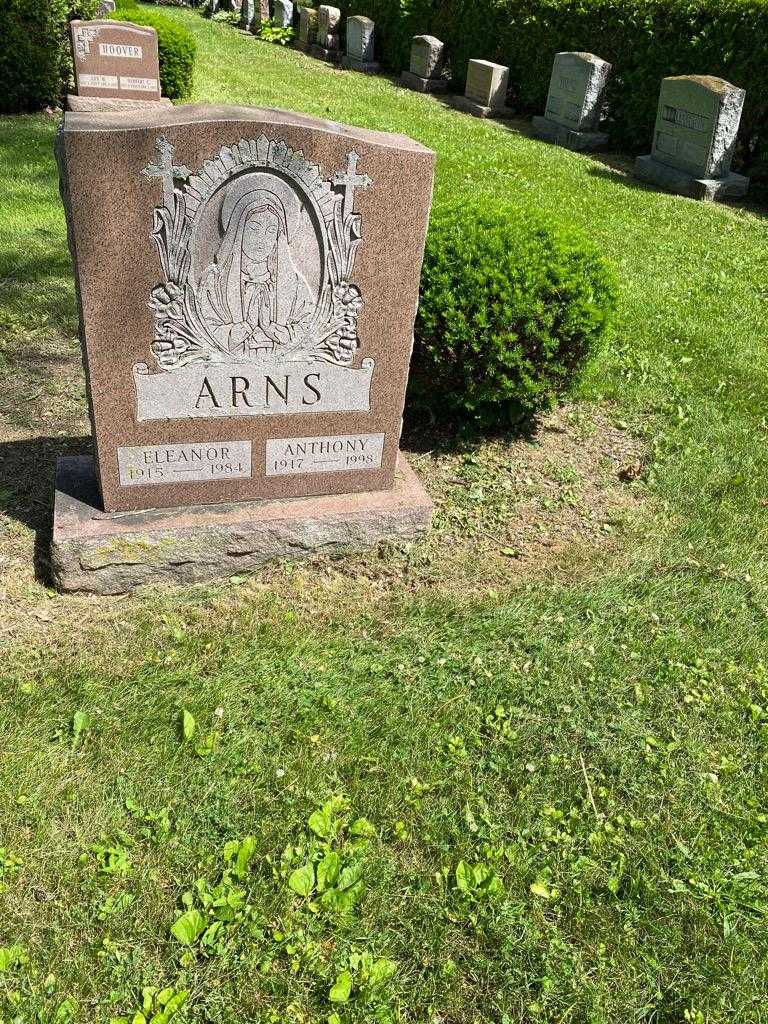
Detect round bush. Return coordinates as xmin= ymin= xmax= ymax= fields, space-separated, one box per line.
xmin=113 ymin=3 xmax=196 ymax=100
xmin=411 ymin=202 xmax=616 ymax=424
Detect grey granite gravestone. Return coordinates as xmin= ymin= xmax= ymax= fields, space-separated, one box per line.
xmin=273 ymin=0 xmax=293 ymax=27
xmin=399 ymin=35 xmax=447 ymax=93
xmin=240 ymin=0 xmax=255 ymax=31
xmin=95 ymin=0 xmax=116 ymax=15
xmin=296 ymin=6 xmax=317 ymax=50
xmin=311 ymin=4 xmax=341 ymax=61
xmin=532 ymin=51 xmax=611 ymax=150
xmin=341 ymin=15 xmax=379 ymax=72
xmin=452 ymin=59 xmax=512 ymax=118
xmin=635 ymin=75 xmax=749 ymax=200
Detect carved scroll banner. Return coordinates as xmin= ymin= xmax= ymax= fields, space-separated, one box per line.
xmin=133 ymin=357 xmax=375 ymax=421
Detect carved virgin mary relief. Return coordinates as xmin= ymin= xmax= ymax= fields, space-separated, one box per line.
xmin=135 ymin=134 xmax=375 ymax=421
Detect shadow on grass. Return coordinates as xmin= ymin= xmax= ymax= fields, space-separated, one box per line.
xmin=0 ymin=433 xmax=92 ymax=581
xmin=402 ymin=401 xmax=542 ymax=457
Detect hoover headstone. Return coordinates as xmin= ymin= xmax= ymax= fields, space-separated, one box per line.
xmin=453 ymin=59 xmax=511 ymax=118
xmin=341 ymin=16 xmax=379 ymax=73
xmin=399 ymin=35 xmax=447 ymax=93
xmin=635 ymin=75 xmax=749 ymax=199
xmin=53 ymin=104 xmax=435 ymax=592
xmin=69 ymin=19 xmax=171 ymax=112
xmin=311 ymin=4 xmax=341 ymax=61
xmin=532 ymin=51 xmax=611 ymax=150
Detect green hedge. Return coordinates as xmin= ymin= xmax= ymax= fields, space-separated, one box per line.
xmin=334 ymin=0 xmax=765 ymax=173
xmin=410 ymin=202 xmax=616 ymax=425
xmin=0 ymin=0 xmax=99 ymax=112
xmin=113 ymin=0 xmax=197 ymax=100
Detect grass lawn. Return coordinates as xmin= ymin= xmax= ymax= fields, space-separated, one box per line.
xmin=1 ymin=9 xmax=768 ymax=1022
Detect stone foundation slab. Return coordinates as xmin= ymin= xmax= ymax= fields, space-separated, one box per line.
xmin=531 ymin=115 xmax=608 ymax=151
xmin=340 ymin=56 xmax=380 ymax=73
xmin=634 ymin=154 xmax=749 ymax=200
xmin=450 ymin=95 xmax=513 ymax=119
xmin=399 ymin=70 xmax=448 ymax=93
xmin=51 ymin=453 xmax=433 ymax=595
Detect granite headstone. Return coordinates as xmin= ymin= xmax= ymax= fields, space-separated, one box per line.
xmin=55 ymin=106 xmax=434 ymax=542
xmin=532 ymin=51 xmax=611 ymax=150
xmin=240 ymin=0 xmax=255 ymax=31
xmin=311 ymin=4 xmax=341 ymax=60
xmin=296 ymin=6 xmax=318 ymax=50
xmin=273 ymin=0 xmax=294 ymax=28
xmin=635 ymin=75 xmax=748 ymax=199
xmin=69 ymin=19 xmax=171 ymax=112
xmin=341 ymin=15 xmax=379 ymax=73
xmin=453 ymin=59 xmax=511 ymax=118
xmin=399 ymin=35 xmax=447 ymax=93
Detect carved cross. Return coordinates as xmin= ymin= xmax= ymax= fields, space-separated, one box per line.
xmin=332 ymin=150 xmax=371 ymax=220
xmin=142 ymin=135 xmax=192 ymax=213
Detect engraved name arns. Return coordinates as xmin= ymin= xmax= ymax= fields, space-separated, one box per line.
xmin=137 ymin=134 xmax=374 ymax=421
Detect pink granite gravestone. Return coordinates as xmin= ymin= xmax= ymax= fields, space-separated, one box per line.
xmin=53 ymin=104 xmax=435 ymax=592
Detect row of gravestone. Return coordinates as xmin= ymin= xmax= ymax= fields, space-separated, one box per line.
xmin=68 ymin=11 xmax=749 ymax=202
xmin=287 ymin=12 xmax=749 ymax=201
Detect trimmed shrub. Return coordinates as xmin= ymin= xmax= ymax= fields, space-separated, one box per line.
xmin=411 ymin=203 xmax=616 ymax=424
xmin=113 ymin=1 xmax=197 ymax=100
xmin=0 ymin=0 xmax=99 ymax=112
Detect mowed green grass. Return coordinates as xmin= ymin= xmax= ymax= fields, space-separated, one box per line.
xmin=1 ymin=8 xmax=768 ymax=1022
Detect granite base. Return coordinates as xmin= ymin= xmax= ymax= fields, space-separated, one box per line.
xmin=531 ymin=115 xmax=608 ymax=152
xmin=67 ymin=95 xmax=174 ymax=112
xmin=450 ymin=95 xmax=513 ymax=119
xmin=399 ymin=70 xmax=448 ymax=93
xmin=634 ymin=154 xmax=749 ymax=201
xmin=50 ymin=453 xmax=433 ymax=595
xmin=340 ymin=56 xmax=380 ymax=73
xmin=310 ymin=43 xmax=341 ymax=62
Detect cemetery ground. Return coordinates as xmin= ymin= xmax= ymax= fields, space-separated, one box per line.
xmin=1 ymin=8 xmax=768 ymax=1022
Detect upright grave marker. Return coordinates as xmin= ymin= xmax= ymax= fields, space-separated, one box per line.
xmin=273 ymin=0 xmax=294 ymax=28
xmin=240 ymin=0 xmax=255 ymax=32
xmin=452 ymin=59 xmax=511 ymax=118
xmin=399 ymin=35 xmax=447 ymax=93
xmin=296 ymin=6 xmax=318 ymax=51
xmin=635 ymin=75 xmax=749 ymax=199
xmin=69 ymin=19 xmax=171 ymax=112
xmin=311 ymin=4 xmax=341 ymax=61
xmin=53 ymin=105 xmax=435 ymax=593
xmin=341 ymin=16 xmax=379 ymax=73
xmin=532 ymin=52 xmax=611 ymax=150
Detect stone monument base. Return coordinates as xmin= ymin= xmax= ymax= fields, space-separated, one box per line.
xmin=531 ymin=115 xmax=608 ymax=152
xmin=341 ymin=56 xmax=381 ymax=73
xmin=399 ymin=70 xmax=448 ymax=93
xmin=50 ymin=454 xmax=433 ymax=595
xmin=310 ymin=43 xmax=341 ymax=62
xmin=634 ymin=154 xmax=749 ymax=201
xmin=450 ymin=95 xmax=513 ymax=119
xmin=67 ymin=95 xmax=174 ymax=112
